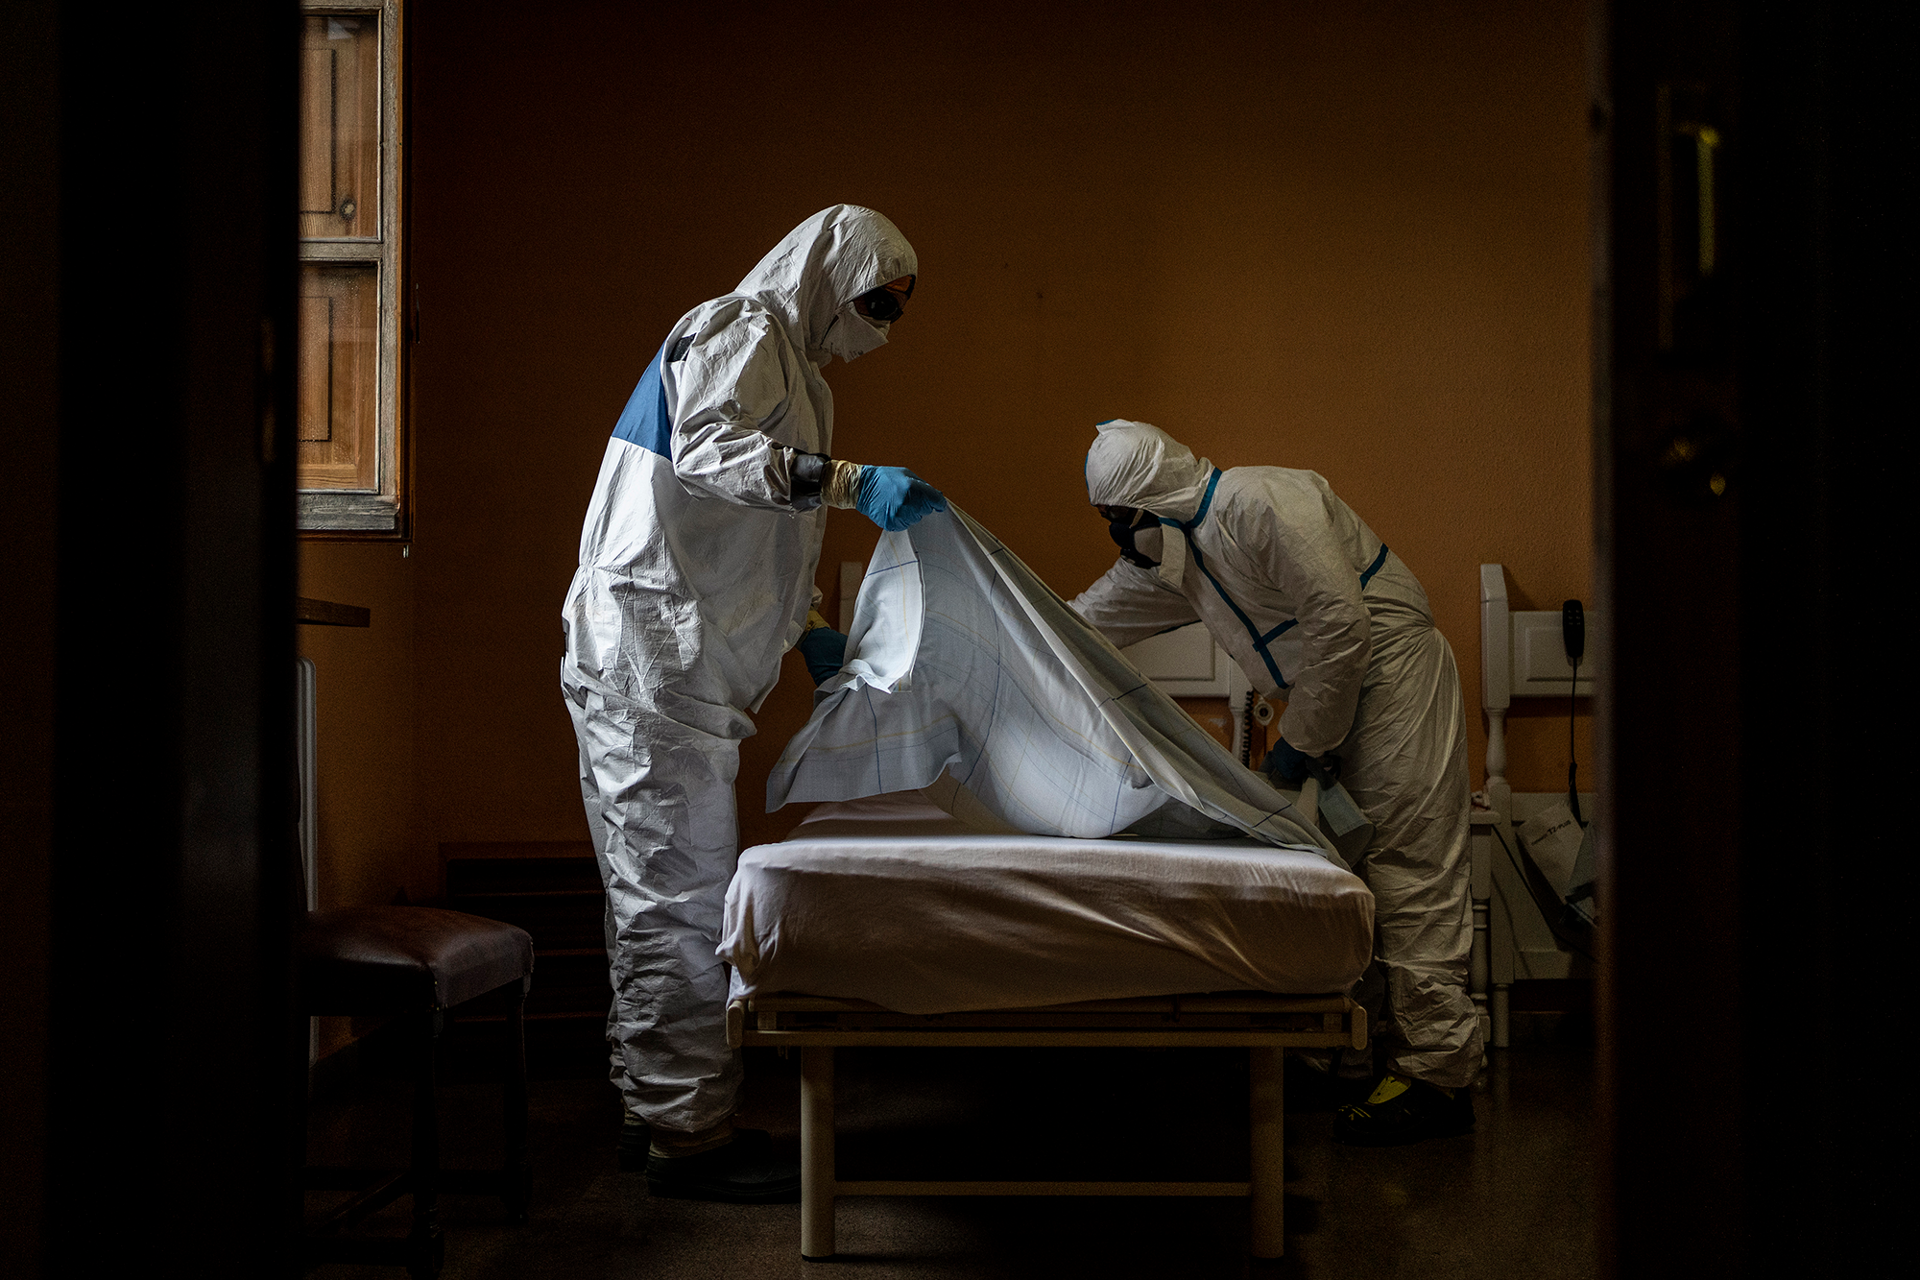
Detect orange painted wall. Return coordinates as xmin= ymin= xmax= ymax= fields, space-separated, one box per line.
xmin=301 ymin=1 xmax=1591 ymax=926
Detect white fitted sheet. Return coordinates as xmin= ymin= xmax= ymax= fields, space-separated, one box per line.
xmin=720 ymin=794 xmax=1374 ymax=1014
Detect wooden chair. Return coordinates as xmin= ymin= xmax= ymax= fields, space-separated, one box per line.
xmin=300 ymin=905 xmax=535 ymax=1279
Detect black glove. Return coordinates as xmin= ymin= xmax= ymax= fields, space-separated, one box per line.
xmin=1262 ymin=739 xmax=1340 ymax=786
xmin=795 ymin=626 xmax=848 ymax=686
xmin=1262 ymin=738 xmax=1311 ymax=784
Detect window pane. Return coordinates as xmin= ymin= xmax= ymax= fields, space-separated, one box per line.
xmin=297 ymin=263 xmax=380 ymax=491
xmin=299 ymin=14 xmax=380 ymax=239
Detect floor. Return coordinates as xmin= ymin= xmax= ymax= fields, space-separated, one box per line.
xmin=305 ymin=1013 xmax=1595 ymax=1279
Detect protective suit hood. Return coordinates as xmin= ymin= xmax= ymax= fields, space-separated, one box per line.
xmin=732 ymin=205 xmax=918 ymax=364
xmin=1084 ymin=420 xmax=1216 ymax=523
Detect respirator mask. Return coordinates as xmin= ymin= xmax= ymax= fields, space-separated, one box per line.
xmin=1108 ymin=509 xmax=1164 ymax=567
xmin=817 ymin=305 xmax=890 ymax=364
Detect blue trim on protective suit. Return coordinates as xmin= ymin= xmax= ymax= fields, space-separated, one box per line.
xmin=1161 ymin=471 xmax=1393 ymax=693
xmin=611 ymin=340 xmax=673 ymax=458
xmin=1258 ymin=619 xmax=1298 ymax=645
xmin=1187 ymin=467 xmax=1220 ymax=525
xmin=1359 ymin=542 xmax=1390 ymax=588
xmin=1164 ymin=468 xmax=1291 ymax=690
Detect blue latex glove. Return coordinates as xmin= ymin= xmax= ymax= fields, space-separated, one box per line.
xmin=856 ymin=466 xmax=947 ymax=532
xmin=1262 ymin=738 xmax=1313 ymax=785
xmin=795 ymin=626 xmax=848 ymax=686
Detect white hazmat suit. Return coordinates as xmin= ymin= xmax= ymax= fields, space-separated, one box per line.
xmin=1072 ymin=421 xmax=1482 ymax=1089
xmin=561 ymin=208 xmax=917 ymax=1133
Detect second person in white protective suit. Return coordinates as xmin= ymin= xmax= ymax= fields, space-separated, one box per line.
xmin=561 ymin=206 xmax=945 ymax=1201
xmin=1071 ymin=419 xmax=1482 ymax=1145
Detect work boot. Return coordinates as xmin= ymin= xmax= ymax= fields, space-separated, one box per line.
xmin=1333 ymin=1072 xmax=1474 ymax=1146
xmin=644 ymin=1129 xmax=799 ymax=1203
xmin=617 ymin=1116 xmax=650 ymax=1171
xmin=620 ymin=1115 xmax=772 ymax=1171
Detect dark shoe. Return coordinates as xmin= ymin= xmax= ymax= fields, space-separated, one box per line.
xmin=622 ymin=1120 xmax=772 ymax=1172
xmin=1333 ymin=1073 xmax=1474 ymax=1146
xmin=617 ymin=1116 xmax=651 ymax=1172
xmin=644 ymin=1132 xmax=798 ymax=1204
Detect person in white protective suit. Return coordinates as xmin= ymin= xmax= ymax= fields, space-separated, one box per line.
xmin=561 ymin=206 xmax=946 ymax=1201
xmin=1071 ymin=420 xmax=1482 ymax=1145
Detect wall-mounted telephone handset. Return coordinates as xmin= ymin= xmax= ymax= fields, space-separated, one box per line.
xmin=1562 ymin=599 xmax=1585 ymax=666
xmin=1563 ymin=599 xmax=1585 ymax=824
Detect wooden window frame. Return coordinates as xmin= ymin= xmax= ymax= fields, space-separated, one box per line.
xmin=298 ymin=0 xmax=405 ymax=535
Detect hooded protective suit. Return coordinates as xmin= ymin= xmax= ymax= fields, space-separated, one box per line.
xmin=561 ymin=207 xmax=917 ymax=1132
xmin=1072 ymin=421 xmax=1482 ymax=1088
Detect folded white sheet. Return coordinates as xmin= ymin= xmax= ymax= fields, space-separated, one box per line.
xmin=721 ymin=794 xmax=1374 ymax=1014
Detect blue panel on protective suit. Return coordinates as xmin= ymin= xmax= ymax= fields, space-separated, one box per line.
xmin=611 ymin=343 xmax=671 ymax=458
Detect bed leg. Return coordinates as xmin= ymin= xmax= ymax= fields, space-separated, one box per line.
xmin=800 ymin=1046 xmax=835 ymax=1260
xmin=1249 ymin=1046 xmax=1285 ymax=1259
xmin=1472 ymin=896 xmax=1491 ymax=1049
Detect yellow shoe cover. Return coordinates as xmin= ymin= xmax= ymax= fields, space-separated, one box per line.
xmin=1336 ymin=1072 xmax=1473 ymax=1146
xmin=1365 ymin=1073 xmax=1414 ymax=1106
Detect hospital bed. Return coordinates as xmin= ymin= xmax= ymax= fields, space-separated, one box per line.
xmin=1474 ymin=564 xmax=1596 ymax=1048
xmin=722 ymin=792 xmax=1372 ymax=1261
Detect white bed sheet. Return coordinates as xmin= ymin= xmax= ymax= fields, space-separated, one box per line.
xmin=720 ymin=794 xmax=1374 ymax=1014
xmin=767 ymin=506 xmax=1340 ymax=864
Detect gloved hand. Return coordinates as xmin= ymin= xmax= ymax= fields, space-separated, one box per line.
xmin=1262 ymin=738 xmax=1311 ymax=785
xmin=856 ymin=466 xmax=947 ymax=532
xmin=1263 ymin=739 xmax=1340 ymax=787
xmin=795 ymin=625 xmax=848 ymax=686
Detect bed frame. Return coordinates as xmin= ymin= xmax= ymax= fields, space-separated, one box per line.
xmin=1474 ymin=564 xmax=1595 ymax=1048
xmin=727 ymin=991 xmax=1366 ymax=1260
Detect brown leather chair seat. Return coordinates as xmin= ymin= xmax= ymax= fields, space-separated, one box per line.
xmin=301 ymin=905 xmax=534 ymax=1014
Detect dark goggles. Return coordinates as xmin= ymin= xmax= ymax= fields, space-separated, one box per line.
xmin=857 ymin=279 xmax=914 ymax=323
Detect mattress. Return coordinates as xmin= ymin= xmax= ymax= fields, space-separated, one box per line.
xmin=720 ymin=793 xmax=1374 ymax=1014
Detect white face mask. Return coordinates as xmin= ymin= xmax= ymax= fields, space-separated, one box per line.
xmin=817 ymin=303 xmax=890 ymax=364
